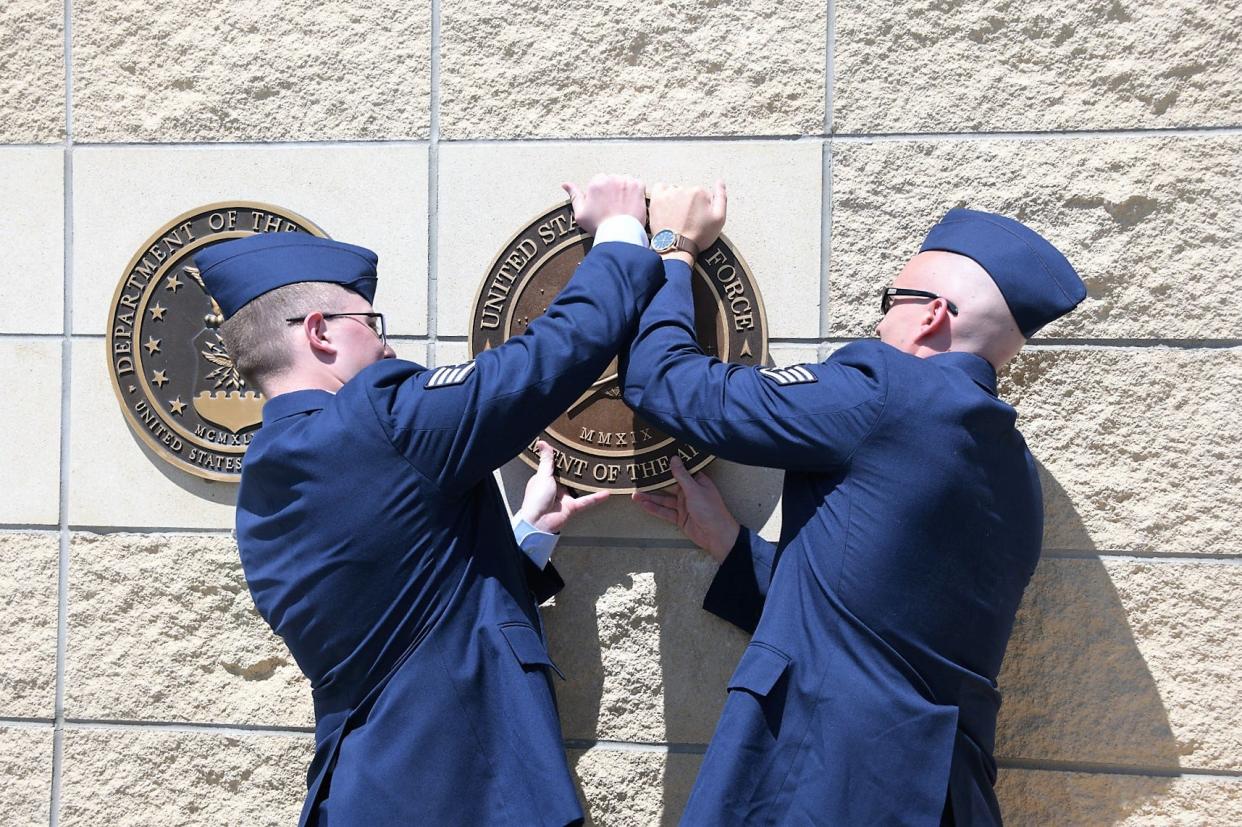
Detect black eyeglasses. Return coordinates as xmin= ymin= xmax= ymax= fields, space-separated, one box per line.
xmin=286 ymin=311 xmax=387 ymax=345
xmin=880 ymin=288 xmax=959 ymax=317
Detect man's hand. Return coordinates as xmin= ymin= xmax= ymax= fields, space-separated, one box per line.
xmin=561 ymin=174 xmax=647 ymax=235
xmin=517 ymin=441 xmax=610 ymax=534
xmin=648 ymin=180 xmax=728 ymax=263
xmin=632 ymin=456 xmax=740 ymax=563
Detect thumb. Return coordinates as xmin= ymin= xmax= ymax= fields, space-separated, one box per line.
xmin=561 ymin=182 xmax=584 ymax=208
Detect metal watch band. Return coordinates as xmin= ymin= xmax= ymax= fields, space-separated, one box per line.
xmin=653 ymin=229 xmax=700 ymax=259
xmin=672 ymin=234 xmax=699 ymax=259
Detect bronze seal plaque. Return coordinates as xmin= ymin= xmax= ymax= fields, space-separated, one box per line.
xmin=106 ymin=202 xmax=326 ymax=482
xmin=469 ymin=202 xmax=768 ymax=493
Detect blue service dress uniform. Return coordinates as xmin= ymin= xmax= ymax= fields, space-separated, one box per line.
xmin=234 ymin=242 xmax=664 ymax=826
xmin=621 ymin=259 xmax=1045 ymax=825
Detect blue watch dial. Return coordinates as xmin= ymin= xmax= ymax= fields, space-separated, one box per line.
xmin=652 ymin=230 xmax=676 ymax=251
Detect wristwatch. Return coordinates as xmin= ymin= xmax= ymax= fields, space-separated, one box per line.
xmin=651 ymin=229 xmax=699 ymax=259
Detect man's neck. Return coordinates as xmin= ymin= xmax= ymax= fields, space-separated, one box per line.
xmin=261 ymin=372 xmax=342 ymax=399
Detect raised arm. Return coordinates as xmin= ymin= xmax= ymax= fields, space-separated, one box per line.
xmin=368 ymin=175 xmax=666 ymax=494
xmin=621 ymin=183 xmax=886 ymax=473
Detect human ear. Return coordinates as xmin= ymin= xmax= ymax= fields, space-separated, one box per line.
xmin=303 ymin=312 xmax=337 ymax=356
xmin=913 ymin=299 xmax=951 ymax=343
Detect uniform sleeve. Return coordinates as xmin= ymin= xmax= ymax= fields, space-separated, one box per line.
xmin=367 ymin=242 xmax=665 ymax=494
xmin=621 ymin=259 xmax=887 ymax=472
xmin=702 ymin=527 xmax=776 ymax=634
xmin=512 ymin=517 xmax=559 ymax=570
xmin=524 ymin=558 xmax=565 ymax=605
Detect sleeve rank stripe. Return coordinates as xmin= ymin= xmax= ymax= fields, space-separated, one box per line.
xmin=759 ymin=365 xmax=818 ymax=386
xmin=427 ymin=360 xmax=477 ymax=388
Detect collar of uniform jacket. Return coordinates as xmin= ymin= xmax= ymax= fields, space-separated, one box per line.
xmin=927 ymin=351 xmax=998 ymax=396
xmin=261 ymin=388 xmax=335 ymax=425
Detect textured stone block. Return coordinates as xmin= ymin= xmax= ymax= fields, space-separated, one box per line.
xmin=0 ymin=1 xmax=64 ymax=142
xmin=998 ymin=557 xmax=1242 ymax=771
xmin=66 ymin=532 xmax=312 ymax=727
xmin=829 ymin=137 xmax=1242 ymax=340
xmin=441 ymin=0 xmax=824 ymax=139
xmin=546 ymin=545 xmax=748 ymax=744
xmin=0 ymin=340 xmax=61 ymax=525
xmin=0 ymin=534 xmax=58 ymax=719
xmin=0 ymin=149 xmax=63 ymax=334
xmin=72 ymin=144 xmax=428 ymax=336
xmin=437 ymin=141 xmax=823 ymax=340
xmin=569 ymin=747 xmax=701 ymax=826
xmin=0 ymin=727 xmax=53 ymax=825
xmin=997 ymin=768 xmax=1242 ymax=825
xmin=835 ymin=0 xmax=1242 ymax=133
xmin=1002 ymin=348 xmax=1241 ymax=556
xmin=68 ymin=339 xmax=237 ymax=528
xmin=59 ymin=729 xmax=312 ymax=826
xmin=72 ymin=1 xmax=429 ymax=142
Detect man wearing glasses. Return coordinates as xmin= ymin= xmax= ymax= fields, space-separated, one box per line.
xmin=193 ymin=174 xmax=661 ymax=826
xmin=624 ymin=193 xmax=1086 ymax=825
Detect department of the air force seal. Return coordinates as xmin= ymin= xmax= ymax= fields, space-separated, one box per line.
xmin=469 ymin=201 xmax=768 ymax=493
xmin=105 ymin=202 xmax=327 ymax=482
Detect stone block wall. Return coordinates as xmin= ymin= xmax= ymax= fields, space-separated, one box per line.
xmin=1 ymin=0 xmax=1239 ymax=823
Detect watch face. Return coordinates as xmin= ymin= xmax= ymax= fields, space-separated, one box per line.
xmin=652 ymin=229 xmax=676 ymax=252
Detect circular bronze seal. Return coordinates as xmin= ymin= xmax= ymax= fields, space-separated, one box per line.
xmin=106 ymin=202 xmax=327 ymax=482
xmin=469 ymin=201 xmax=768 ymax=493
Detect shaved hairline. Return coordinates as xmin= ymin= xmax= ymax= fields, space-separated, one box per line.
xmin=218 ymin=282 xmax=357 ymax=393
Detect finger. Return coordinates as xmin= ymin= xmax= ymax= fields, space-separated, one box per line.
xmin=669 ymin=455 xmax=698 ymax=489
xmin=633 ymin=490 xmax=679 ymax=509
xmin=561 ymin=182 xmax=584 ymax=208
xmin=568 ymin=491 xmax=610 ymax=512
xmin=535 ymin=440 xmax=555 ymax=476
xmin=633 ymin=496 xmax=680 ymax=524
xmin=712 ymin=179 xmax=728 ymax=222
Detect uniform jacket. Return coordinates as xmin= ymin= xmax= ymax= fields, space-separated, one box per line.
xmin=236 ymin=243 xmax=664 ymax=826
xmin=622 ymin=261 xmax=1043 ymax=826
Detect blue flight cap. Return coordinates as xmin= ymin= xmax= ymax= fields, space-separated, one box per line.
xmin=193 ymin=232 xmax=379 ymax=319
xmin=919 ymin=208 xmax=1085 ymax=337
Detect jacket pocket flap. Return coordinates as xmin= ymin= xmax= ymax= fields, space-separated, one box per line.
xmin=727 ymin=643 xmax=791 ymax=696
xmin=499 ymin=622 xmax=564 ymax=679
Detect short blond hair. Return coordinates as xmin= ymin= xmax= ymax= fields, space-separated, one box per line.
xmin=219 ymin=282 xmax=353 ymax=392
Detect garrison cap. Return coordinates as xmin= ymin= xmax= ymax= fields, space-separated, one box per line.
xmin=194 ymin=232 xmax=379 ymax=320
xmin=919 ymin=208 xmax=1085 ymax=337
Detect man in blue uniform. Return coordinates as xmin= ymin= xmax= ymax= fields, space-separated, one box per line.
xmin=625 ymin=185 xmax=1086 ymax=825
xmin=195 ymin=174 xmax=663 ymax=826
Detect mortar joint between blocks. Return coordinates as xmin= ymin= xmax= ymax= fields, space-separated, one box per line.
xmin=52 ymin=1 xmax=75 ymax=823
xmin=426 ymin=0 xmax=442 ymax=367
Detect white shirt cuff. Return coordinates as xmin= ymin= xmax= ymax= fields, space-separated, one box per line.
xmin=593 ymin=214 xmax=649 ymax=248
xmin=511 ymin=517 xmax=559 ymax=570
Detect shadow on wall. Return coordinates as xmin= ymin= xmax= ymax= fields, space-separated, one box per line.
xmin=995 ymin=467 xmax=1178 ymax=824
xmin=500 ymin=455 xmax=775 ymax=824
xmin=523 ymin=449 xmax=1180 ymax=824
xmin=134 ymin=437 xmax=239 ymax=505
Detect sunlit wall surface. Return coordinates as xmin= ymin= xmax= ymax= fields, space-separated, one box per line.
xmin=1 ymin=0 xmax=1240 ymax=822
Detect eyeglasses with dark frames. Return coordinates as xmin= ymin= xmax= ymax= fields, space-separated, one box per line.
xmin=286 ymin=311 xmax=387 ymax=345
xmin=880 ymin=288 xmax=959 ymax=317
